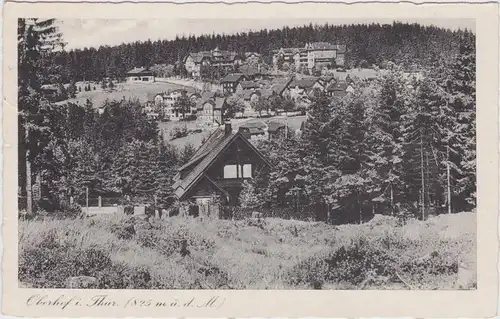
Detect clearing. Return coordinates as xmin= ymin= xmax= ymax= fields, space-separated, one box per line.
xmin=61 ymin=81 xmax=187 ymax=107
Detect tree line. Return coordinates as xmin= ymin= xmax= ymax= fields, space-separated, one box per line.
xmin=19 ymin=97 xmax=198 ymax=212
xmin=41 ymin=22 xmax=474 ymax=83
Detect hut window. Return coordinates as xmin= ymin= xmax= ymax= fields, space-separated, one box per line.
xmin=242 ymin=164 xmax=252 ymax=178
xmin=223 ymin=165 xmax=238 ymax=179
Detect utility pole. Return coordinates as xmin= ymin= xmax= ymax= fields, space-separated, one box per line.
xmin=446 ymin=146 xmax=452 ymax=214
xmin=284 ymin=109 xmax=289 ymax=139
xmin=390 ymin=183 xmax=394 ymax=216
xmin=25 ymin=119 xmax=32 ymax=215
xmin=85 ymin=186 xmax=89 ymax=216
xmin=26 ymin=153 xmax=32 ymax=215
xmin=420 ymin=132 xmax=425 ymax=220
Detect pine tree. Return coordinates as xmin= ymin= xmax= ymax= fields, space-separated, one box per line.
xmin=239 ymin=179 xmax=262 ymax=209
xmin=155 ymin=141 xmax=179 ymax=207
xmin=180 ymin=143 xmax=196 ymax=164
xmin=364 ymin=70 xmax=407 ymax=215
xmin=437 ymin=39 xmax=476 ymax=211
xmin=55 ymin=82 xmax=68 ymax=101
xmin=400 ymin=77 xmax=446 ymax=219
xmin=173 ymin=92 xmax=194 ymax=119
xmin=18 ymin=18 xmax=65 ymax=213
xmin=67 ymin=80 xmax=77 ymax=98
xmin=63 ymin=139 xmax=103 ymax=203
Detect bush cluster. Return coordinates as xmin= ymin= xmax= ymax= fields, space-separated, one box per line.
xmin=169 ymin=126 xmax=188 ymax=140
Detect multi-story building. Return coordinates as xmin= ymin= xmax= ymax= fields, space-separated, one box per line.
xmin=273 ymin=42 xmax=347 ymax=72
xmin=154 ymin=88 xmax=200 ymax=121
xmin=184 ymin=47 xmax=243 ymax=78
xmin=244 ymin=52 xmax=261 ymax=65
xmin=197 ymin=96 xmax=227 ymax=124
xmin=221 ymin=73 xmax=247 ymax=95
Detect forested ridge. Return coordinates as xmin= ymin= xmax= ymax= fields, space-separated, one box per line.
xmin=43 ymin=22 xmax=474 ymax=83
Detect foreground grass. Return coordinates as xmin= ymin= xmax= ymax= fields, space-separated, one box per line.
xmin=19 ymin=212 xmax=476 ymax=290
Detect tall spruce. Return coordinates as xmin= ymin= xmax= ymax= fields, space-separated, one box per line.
xmin=18 ymin=18 xmax=65 ymax=213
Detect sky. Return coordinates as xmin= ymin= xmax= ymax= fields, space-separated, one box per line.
xmin=57 ymin=18 xmax=476 ymax=50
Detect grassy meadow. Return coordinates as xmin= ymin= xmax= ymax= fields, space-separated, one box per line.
xmin=62 ymin=81 xmax=186 ymax=107
xmin=19 ymin=212 xmax=476 ymax=290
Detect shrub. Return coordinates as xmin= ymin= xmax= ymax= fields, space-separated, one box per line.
xmin=110 ymin=219 xmax=136 ymax=240
xmin=18 ymin=211 xmax=475 ymax=290
xmin=97 ymin=263 xmax=152 ymax=289
xmin=181 ymin=115 xmax=197 ymax=121
xmin=169 ymin=126 xmax=189 ymax=140
xmin=287 ymin=236 xmax=396 ymax=288
xmin=19 ymin=243 xmax=113 ymax=288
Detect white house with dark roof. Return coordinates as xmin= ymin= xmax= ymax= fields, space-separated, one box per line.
xmin=125 ymin=67 xmax=155 ymax=83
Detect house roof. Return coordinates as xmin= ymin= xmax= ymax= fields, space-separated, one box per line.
xmin=239 ymin=90 xmax=260 ymax=101
xmin=327 ymin=81 xmax=348 ymax=92
xmin=239 ymin=81 xmax=260 ymax=90
xmin=200 ymin=91 xmax=217 ymax=103
xmin=245 ymin=52 xmax=261 ymax=58
xmin=239 ymin=65 xmax=270 ymax=78
xmin=186 ymin=49 xmax=240 ymax=64
xmin=259 ymin=88 xmax=274 ymax=98
xmin=240 ymin=127 xmax=266 ymax=135
xmin=214 ymin=97 xmax=227 ymax=110
xmin=147 ymin=92 xmax=158 ymax=102
xmin=188 ymin=91 xmax=201 ymax=99
xmin=186 ymin=52 xmax=212 ymax=63
xmin=290 ymin=78 xmax=320 ymax=89
xmin=221 ymin=73 xmax=245 ymax=83
xmin=173 ymin=128 xmax=269 ymax=200
xmin=196 ymin=99 xmax=215 ymax=110
xmin=280 ymin=48 xmax=300 ymax=54
xmin=306 ymin=42 xmax=341 ymax=51
xmin=126 ymin=67 xmax=153 ymax=75
xmin=257 ymin=80 xmax=271 ymax=87
xmin=270 ymin=77 xmax=293 ymax=95
xmin=267 ymin=120 xmax=286 ymax=132
xmin=240 ymin=119 xmax=267 ymax=130
xmin=319 ymin=75 xmax=335 ymax=83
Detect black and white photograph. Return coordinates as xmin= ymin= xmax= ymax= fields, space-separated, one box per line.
xmin=16 ymin=14 xmax=478 ymax=292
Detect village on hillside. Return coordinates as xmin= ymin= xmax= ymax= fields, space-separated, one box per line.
xmin=17 ymin=18 xmax=477 ymax=291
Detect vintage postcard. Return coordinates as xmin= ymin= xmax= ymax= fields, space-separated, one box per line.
xmin=2 ymin=1 xmax=499 ymax=318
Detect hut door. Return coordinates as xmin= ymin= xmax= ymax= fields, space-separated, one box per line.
xmin=196 ymin=197 xmax=211 ymax=217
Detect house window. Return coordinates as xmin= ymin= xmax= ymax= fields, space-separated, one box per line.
xmin=223 ymin=165 xmax=238 ymax=179
xmin=242 ymin=164 xmax=252 ymax=178
xmin=223 ymin=164 xmax=252 ymax=179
